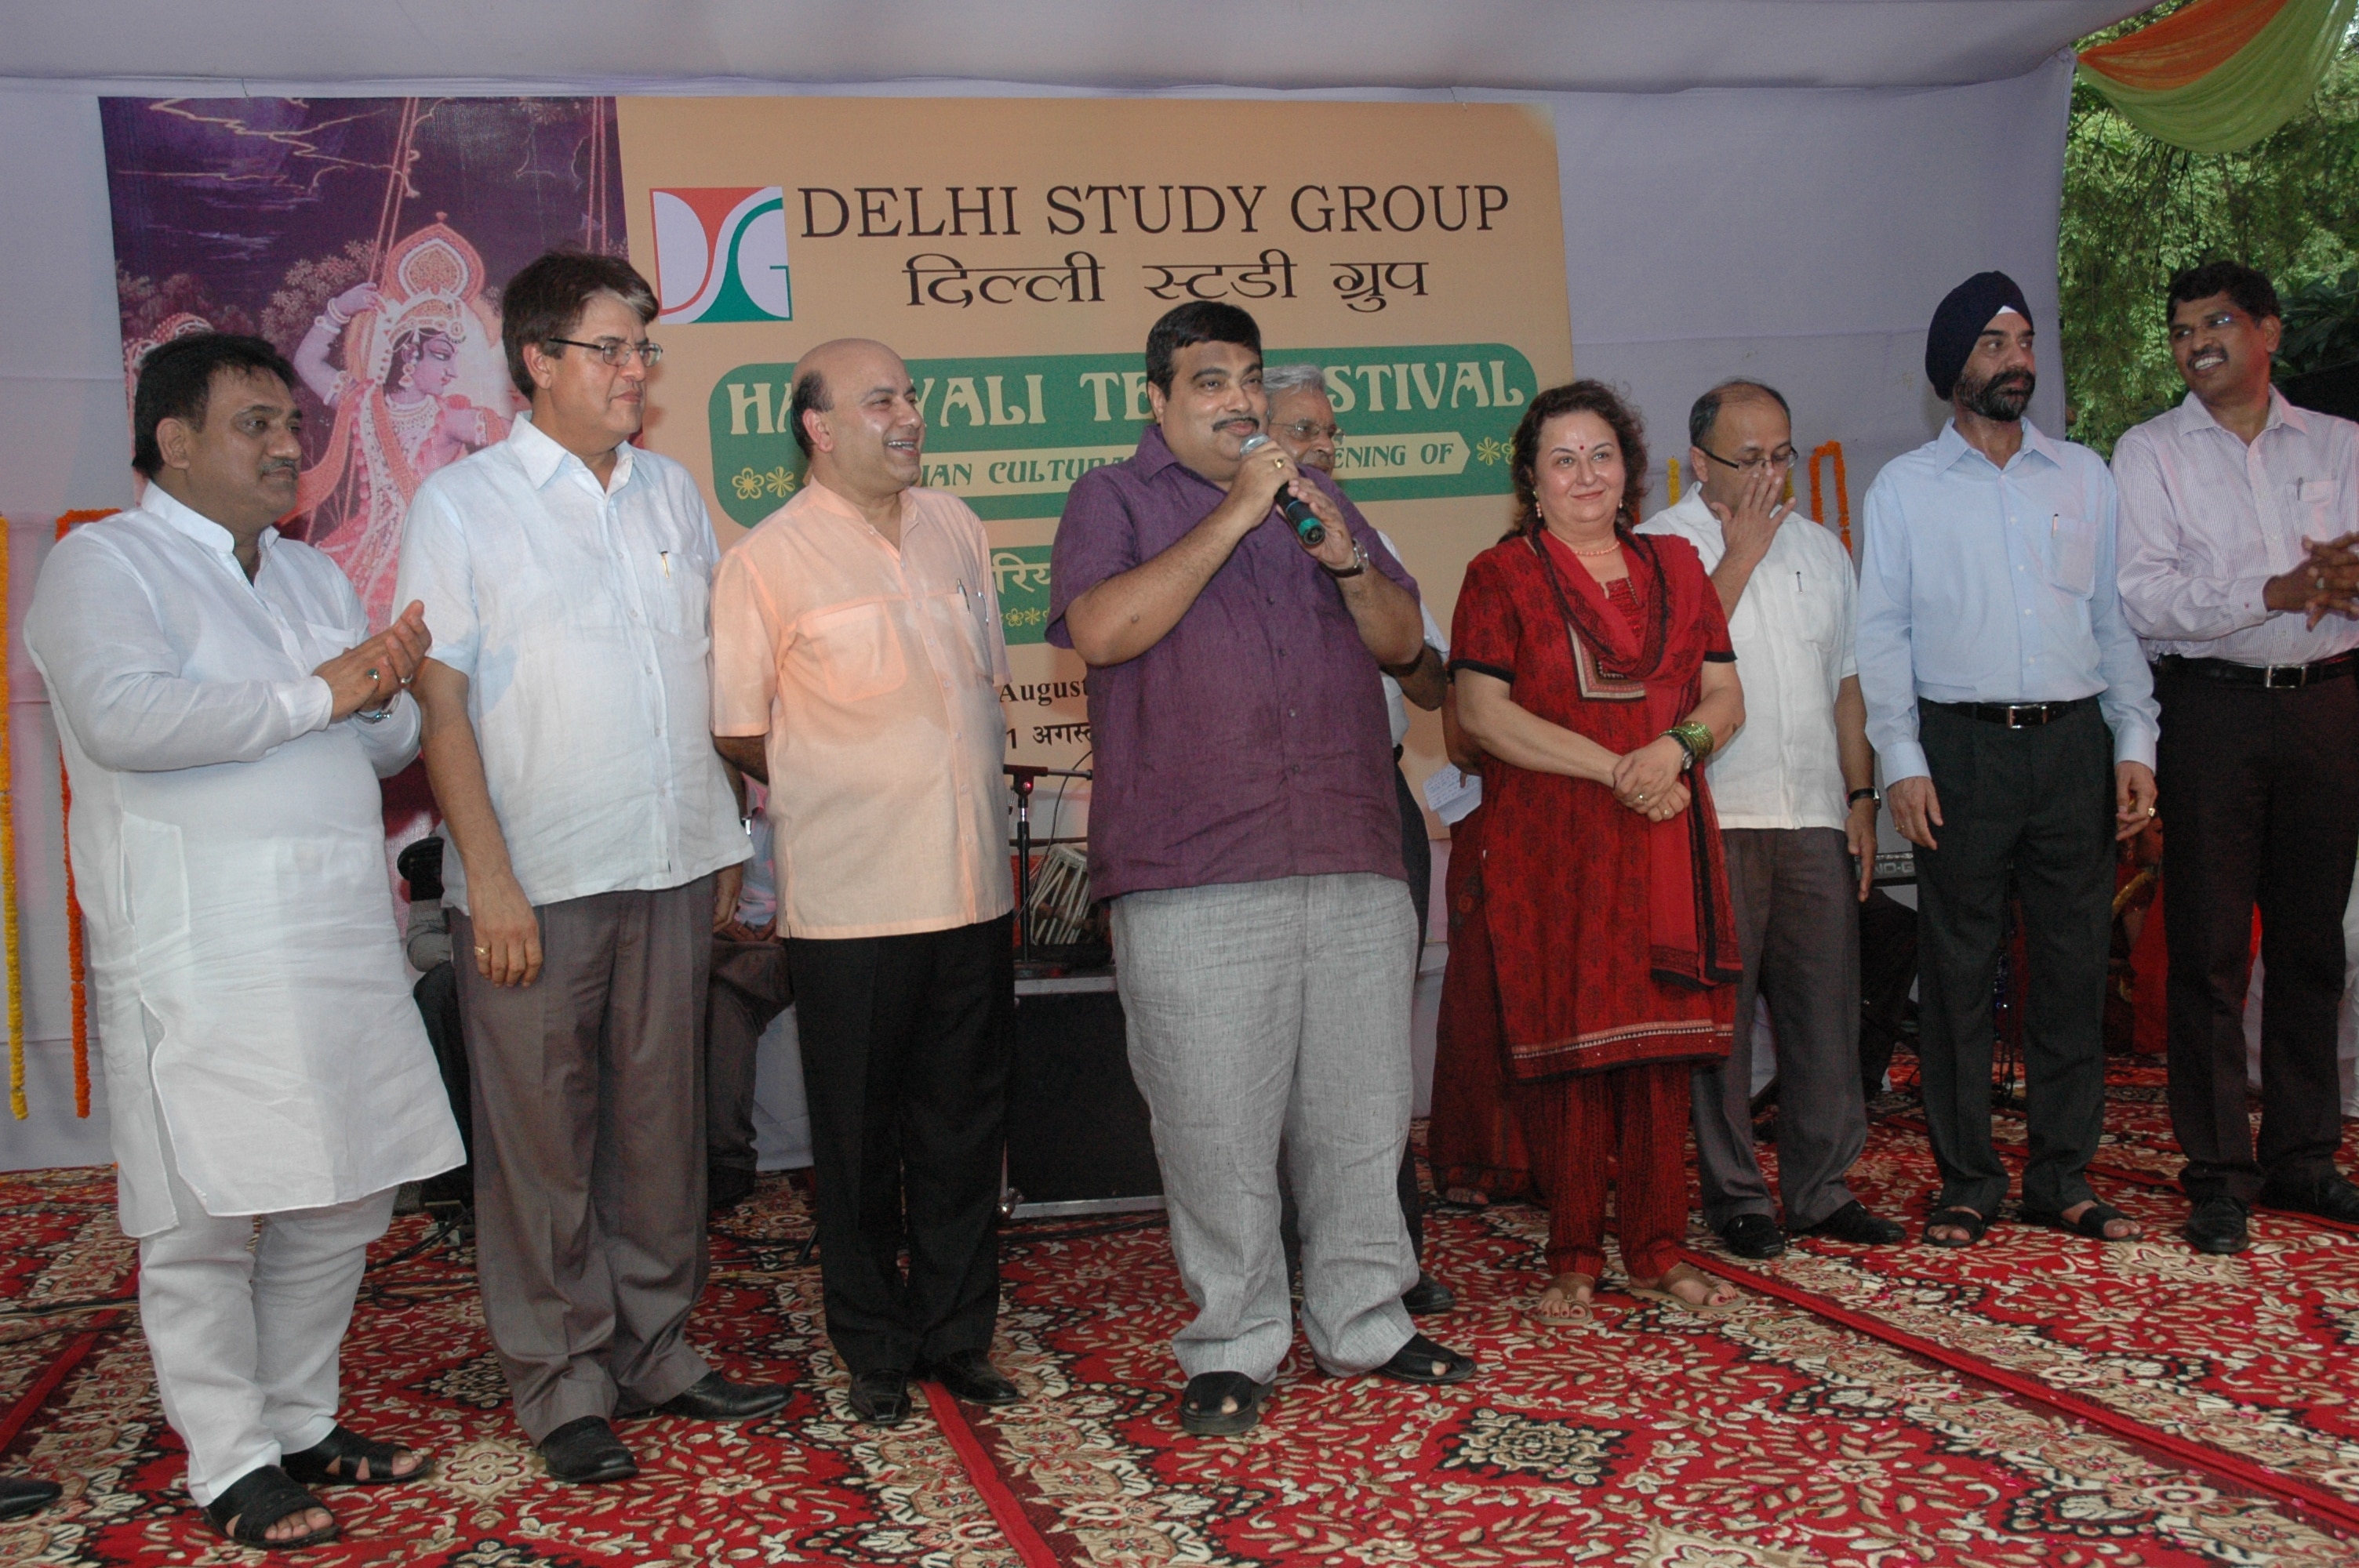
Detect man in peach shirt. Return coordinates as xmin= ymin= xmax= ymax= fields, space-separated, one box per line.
xmin=711 ymin=338 xmax=1017 ymax=1428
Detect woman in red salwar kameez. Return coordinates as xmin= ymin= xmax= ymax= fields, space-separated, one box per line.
xmin=1450 ymin=381 xmax=1747 ymax=1318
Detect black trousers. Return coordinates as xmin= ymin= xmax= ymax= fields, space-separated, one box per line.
xmin=787 ymin=913 xmax=1014 ymax=1377
xmin=413 ymin=960 xmax=471 ymax=1201
xmin=2157 ymin=665 xmax=2359 ymax=1204
xmin=1914 ymin=701 xmax=2114 ymax=1218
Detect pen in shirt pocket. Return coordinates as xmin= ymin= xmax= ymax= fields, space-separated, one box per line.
xmin=659 ymin=550 xmax=672 ymax=579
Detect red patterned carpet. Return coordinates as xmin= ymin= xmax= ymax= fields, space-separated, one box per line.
xmin=3 ymin=1067 xmax=2358 ymax=1566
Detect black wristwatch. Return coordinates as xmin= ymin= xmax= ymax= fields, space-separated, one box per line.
xmin=1848 ymin=786 xmax=1880 ymax=807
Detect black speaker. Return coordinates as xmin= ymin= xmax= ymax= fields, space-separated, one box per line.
xmin=1005 ymin=978 xmax=1164 ymax=1216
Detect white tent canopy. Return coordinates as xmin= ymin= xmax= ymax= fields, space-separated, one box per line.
xmin=4 ymin=2 xmax=2143 ymax=95
xmin=0 ymin=1 xmax=2143 ymax=1167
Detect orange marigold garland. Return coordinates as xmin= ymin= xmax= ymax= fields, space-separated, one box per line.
xmin=55 ymin=509 xmax=119 ymax=1117
xmin=1808 ymin=441 xmax=1853 ymax=554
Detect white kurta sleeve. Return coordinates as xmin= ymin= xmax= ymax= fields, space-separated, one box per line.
xmin=26 ymin=531 xmax=331 ymax=771
xmin=318 ymin=556 xmax=423 ymax=775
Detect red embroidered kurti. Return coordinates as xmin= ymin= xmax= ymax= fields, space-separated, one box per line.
xmin=1448 ymin=529 xmax=1742 ymax=1083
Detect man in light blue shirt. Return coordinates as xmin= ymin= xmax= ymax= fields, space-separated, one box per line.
xmin=1856 ymin=270 xmax=2160 ymax=1250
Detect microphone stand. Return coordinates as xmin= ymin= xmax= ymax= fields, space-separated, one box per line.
xmin=1005 ymin=764 xmax=1091 ymax=966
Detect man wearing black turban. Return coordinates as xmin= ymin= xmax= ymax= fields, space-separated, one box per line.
xmin=1854 ymin=272 xmax=2161 ymax=1250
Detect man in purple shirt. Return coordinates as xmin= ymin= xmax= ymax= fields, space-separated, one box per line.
xmin=1049 ymin=302 xmax=1478 ymax=1436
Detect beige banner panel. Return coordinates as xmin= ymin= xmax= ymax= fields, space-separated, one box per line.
xmin=617 ymin=96 xmax=1570 ymax=783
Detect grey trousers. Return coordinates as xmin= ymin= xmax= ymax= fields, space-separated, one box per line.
xmin=1113 ymin=873 xmax=1419 ymax=1383
xmin=453 ymin=877 xmax=715 ymax=1442
xmin=1692 ymin=827 xmax=1866 ymax=1232
xmin=1914 ymin=702 xmax=2114 ymax=1218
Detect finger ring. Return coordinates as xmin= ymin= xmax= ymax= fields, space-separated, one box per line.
xmin=366 ymin=666 xmax=380 ymax=683
xmin=2146 ymin=806 xmax=2157 ymax=816
xmin=1637 ymin=792 xmax=1648 ymax=802
xmin=400 ymin=674 xmax=414 ymax=688
xmin=474 ymin=945 xmax=489 ymax=956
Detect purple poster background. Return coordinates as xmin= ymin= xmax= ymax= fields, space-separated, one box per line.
xmin=100 ymin=96 xmax=626 ymax=626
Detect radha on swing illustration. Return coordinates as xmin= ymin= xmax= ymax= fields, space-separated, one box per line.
xmin=292 ymin=220 xmax=515 ymax=628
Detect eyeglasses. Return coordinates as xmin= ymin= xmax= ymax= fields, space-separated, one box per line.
xmin=1698 ymin=444 xmax=1797 ymax=475
xmin=1278 ymin=419 xmax=1342 ymax=443
xmin=544 ymin=336 xmax=664 ymax=368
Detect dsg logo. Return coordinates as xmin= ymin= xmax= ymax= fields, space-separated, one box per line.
xmin=650 ymin=187 xmax=793 ymax=324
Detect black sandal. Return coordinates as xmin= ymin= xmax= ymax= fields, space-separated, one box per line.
xmin=1371 ymin=1333 xmax=1478 ymax=1385
xmin=1921 ymin=1207 xmax=1990 ymax=1249
xmin=202 ymin=1465 xmax=338 ymax=1551
xmin=1179 ymin=1371 xmax=1272 ymax=1436
xmin=281 ymin=1423 xmax=429 ymax=1486
xmin=2020 ymin=1202 xmax=2139 ymax=1242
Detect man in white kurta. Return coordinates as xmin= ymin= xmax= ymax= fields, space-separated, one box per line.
xmin=24 ymin=334 xmax=461 ymax=1547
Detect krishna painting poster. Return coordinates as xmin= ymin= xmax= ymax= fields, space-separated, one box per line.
xmin=99 ymin=96 xmax=626 ymax=628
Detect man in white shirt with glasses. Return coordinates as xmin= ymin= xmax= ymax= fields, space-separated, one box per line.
xmin=398 ymin=252 xmax=777 ymax=1486
xmin=1640 ymin=379 xmax=1905 ymax=1259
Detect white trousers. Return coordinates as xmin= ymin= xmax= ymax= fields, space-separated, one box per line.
xmin=136 ymin=1144 xmax=394 ymax=1506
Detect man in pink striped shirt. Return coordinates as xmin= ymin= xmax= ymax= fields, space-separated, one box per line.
xmin=2114 ymin=260 xmax=2359 ymax=1256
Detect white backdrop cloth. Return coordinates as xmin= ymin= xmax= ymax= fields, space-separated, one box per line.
xmin=0 ymin=57 xmax=2081 ymax=1167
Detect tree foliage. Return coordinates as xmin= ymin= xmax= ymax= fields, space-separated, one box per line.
xmin=2062 ymin=8 xmax=2359 ymax=454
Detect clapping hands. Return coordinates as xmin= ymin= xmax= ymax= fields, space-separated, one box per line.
xmin=2268 ymin=532 xmax=2359 ymax=628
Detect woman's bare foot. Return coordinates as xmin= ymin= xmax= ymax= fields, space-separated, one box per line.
xmin=1634 ymin=1261 xmax=1739 ymax=1308
xmin=1534 ymin=1272 xmax=1595 ymax=1319
xmin=1444 ymin=1186 xmax=1490 ymax=1207
xmin=2061 ymin=1200 xmax=2142 ymax=1241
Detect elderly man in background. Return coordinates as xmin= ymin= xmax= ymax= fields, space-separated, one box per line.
xmin=26 ymin=332 xmax=463 ymax=1548
xmin=398 ymin=252 xmax=779 ymax=1487
xmin=712 ymin=337 xmax=1020 ymax=1428
xmin=2113 ymin=260 xmax=2359 ymax=1255
xmin=1051 ymin=303 xmax=1477 ymax=1439
xmin=1263 ymin=361 xmax=1454 ymax=1317
xmin=1856 ymin=271 xmax=2159 ymax=1250
xmin=1637 ymin=379 xmax=1905 ymax=1258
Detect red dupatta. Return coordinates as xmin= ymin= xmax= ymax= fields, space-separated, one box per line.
xmin=1532 ymin=527 xmax=1742 ymax=991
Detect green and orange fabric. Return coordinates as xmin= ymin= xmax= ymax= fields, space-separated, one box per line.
xmin=2077 ymin=0 xmax=2354 ymax=154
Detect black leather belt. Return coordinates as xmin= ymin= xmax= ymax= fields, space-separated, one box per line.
xmin=1926 ymin=696 xmax=2096 ymax=728
xmin=2156 ymin=652 xmax=2358 ymax=690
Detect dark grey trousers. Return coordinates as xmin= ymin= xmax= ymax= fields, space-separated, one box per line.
xmin=453 ymin=877 xmax=715 ymax=1442
xmin=1914 ymin=701 xmax=2114 ymax=1218
xmin=707 ymin=937 xmax=792 ymax=1179
xmin=1691 ymin=827 xmax=1866 ymax=1232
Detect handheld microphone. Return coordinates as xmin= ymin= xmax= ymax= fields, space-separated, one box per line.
xmin=1237 ymin=432 xmax=1325 ymax=546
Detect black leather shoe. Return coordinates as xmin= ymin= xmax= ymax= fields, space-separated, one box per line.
xmin=538 ymin=1417 xmax=637 ymax=1484
xmin=922 ymin=1348 xmax=1021 ymax=1406
xmin=0 ymin=1475 xmax=60 ymax=1520
xmin=1801 ymin=1200 xmax=1907 ymax=1246
xmin=2260 ymin=1173 xmax=2359 ymax=1225
xmin=708 ymin=1167 xmax=756 ymax=1212
xmin=1400 ymin=1272 xmax=1457 ymax=1316
xmin=656 ymin=1370 xmax=788 ymax=1422
xmin=2184 ymin=1195 xmax=2250 ymax=1255
xmin=848 ymin=1370 xmax=911 ymax=1427
xmin=1719 ymin=1212 xmax=1787 ymax=1259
